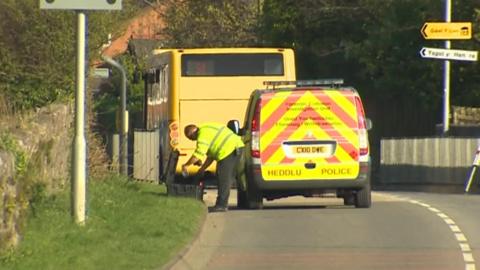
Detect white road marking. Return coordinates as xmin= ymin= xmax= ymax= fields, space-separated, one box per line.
xmin=464 ymin=253 xmax=475 ymax=263
xmin=460 ymin=243 xmax=472 ymax=252
xmin=450 ymin=225 xmax=461 ymax=233
xmin=382 ymin=195 xmax=477 ymax=270
xmin=437 ymin=213 xmax=449 ymax=219
xmin=444 ymin=218 xmax=456 ymax=225
xmin=456 ymin=233 xmax=467 ymax=242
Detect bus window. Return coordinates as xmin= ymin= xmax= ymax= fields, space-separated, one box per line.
xmin=186 ymin=60 xmax=214 ymax=76
xmin=181 ymin=53 xmax=284 ymax=76
xmin=264 ymin=58 xmax=283 ymax=75
xmin=145 ymin=65 xmax=169 ymax=129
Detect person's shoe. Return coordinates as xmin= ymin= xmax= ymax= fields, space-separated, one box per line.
xmin=211 ymin=205 xmax=228 ymax=212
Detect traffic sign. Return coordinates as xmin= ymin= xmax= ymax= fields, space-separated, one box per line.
xmin=420 ymin=47 xmax=478 ymax=62
xmin=421 ymin=22 xmax=472 ymax=40
xmin=40 ymin=0 xmax=122 ymax=10
xmin=92 ymin=68 xmax=110 ymax=78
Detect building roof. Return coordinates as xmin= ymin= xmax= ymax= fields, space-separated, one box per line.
xmin=128 ymin=39 xmax=164 ymax=60
xmin=101 ymin=5 xmax=166 ymax=59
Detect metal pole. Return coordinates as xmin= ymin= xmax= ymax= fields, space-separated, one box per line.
xmin=73 ymin=11 xmax=87 ymax=225
xmin=442 ymin=0 xmax=452 ymax=135
xmin=465 ymin=142 xmax=480 ymax=193
xmin=101 ymin=56 xmax=128 ymax=176
xmin=465 ymin=166 xmax=477 ymax=193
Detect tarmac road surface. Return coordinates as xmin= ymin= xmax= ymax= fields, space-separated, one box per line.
xmin=168 ymin=190 xmax=480 ymax=270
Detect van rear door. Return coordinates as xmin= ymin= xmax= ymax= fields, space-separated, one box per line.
xmin=259 ymin=89 xmax=360 ymax=181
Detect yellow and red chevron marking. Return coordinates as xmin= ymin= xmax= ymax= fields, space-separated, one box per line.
xmin=259 ymin=90 xmax=360 ymax=166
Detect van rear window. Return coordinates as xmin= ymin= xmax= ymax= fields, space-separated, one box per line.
xmin=181 ymin=53 xmax=284 ymax=76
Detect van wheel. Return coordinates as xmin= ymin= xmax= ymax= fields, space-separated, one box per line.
xmin=237 ymin=188 xmax=248 ymax=209
xmin=246 ymin=184 xmax=263 ymax=209
xmin=355 ymin=183 xmax=371 ymax=208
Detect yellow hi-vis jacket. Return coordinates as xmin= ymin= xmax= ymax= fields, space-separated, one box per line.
xmin=193 ymin=122 xmax=244 ymax=161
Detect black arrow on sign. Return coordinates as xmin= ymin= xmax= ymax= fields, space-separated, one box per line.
xmin=421 ymin=23 xmax=428 ymax=38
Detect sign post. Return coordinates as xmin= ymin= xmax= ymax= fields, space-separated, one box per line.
xmin=420 ymin=0 xmax=476 ymax=135
xmin=72 ymin=10 xmax=87 ymax=225
xmin=443 ymin=0 xmax=452 ymax=135
xmin=40 ymin=0 xmax=122 ymax=225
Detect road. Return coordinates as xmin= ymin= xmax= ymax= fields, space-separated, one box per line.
xmin=169 ymin=190 xmax=480 ymax=270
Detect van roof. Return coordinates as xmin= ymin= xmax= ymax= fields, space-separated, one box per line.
xmin=263 ymin=79 xmax=344 ymax=88
xmin=254 ymin=86 xmax=359 ymax=96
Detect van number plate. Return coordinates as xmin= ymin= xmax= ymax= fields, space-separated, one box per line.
xmin=282 ymin=141 xmax=335 ymax=158
xmin=293 ymin=146 xmax=327 ymax=154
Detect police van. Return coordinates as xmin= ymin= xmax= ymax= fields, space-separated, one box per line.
xmin=231 ymin=79 xmax=372 ymax=209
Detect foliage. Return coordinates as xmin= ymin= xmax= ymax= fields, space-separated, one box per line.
xmin=0 ymin=0 xmax=74 ymax=111
xmin=162 ymin=0 xmax=261 ymax=47
xmin=0 ymin=0 xmax=145 ymax=112
xmin=94 ymin=53 xmax=146 ymax=133
xmin=261 ymin=0 xmax=480 ymax=136
xmin=0 ymin=175 xmax=205 ymax=269
xmin=0 ymin=133 xmax=27 ymax=178
xmin=261 ymin=0 xmax=368 ymax=80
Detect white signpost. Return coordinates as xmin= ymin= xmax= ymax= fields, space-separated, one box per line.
xmin=40 ymin=0 xmax=122 ymax=225
xmin=420 ymin=0 xmax=475 ymax=135
xmin=420 ymin=47 xmax=478 ymax=62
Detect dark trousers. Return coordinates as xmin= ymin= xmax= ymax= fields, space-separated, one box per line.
xmin=215 ymin=148 xmax=243 ymax=208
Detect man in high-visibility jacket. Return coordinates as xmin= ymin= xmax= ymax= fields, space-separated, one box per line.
xmin=182 ymin=122 xmax=244 ymax=212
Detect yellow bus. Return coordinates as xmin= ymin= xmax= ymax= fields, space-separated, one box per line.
xmin=143 ymin=48 xmax=296 ymax=178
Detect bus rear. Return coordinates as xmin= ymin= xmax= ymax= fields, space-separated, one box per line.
xmin=169 ymin=48 xmax=296 ymax=174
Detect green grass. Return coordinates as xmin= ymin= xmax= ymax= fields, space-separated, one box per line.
xmin=0 ymin=175 xmax=206 ymax=270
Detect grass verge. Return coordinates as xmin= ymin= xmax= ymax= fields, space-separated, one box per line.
xmin=0 ymin=175 xmax=205 ymax=270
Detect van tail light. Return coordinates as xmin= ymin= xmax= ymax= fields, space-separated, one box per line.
xmin=251 ymin=99 xmax=261 ymax=158
xmin=354 ymin=97 xmax=369 ymax=156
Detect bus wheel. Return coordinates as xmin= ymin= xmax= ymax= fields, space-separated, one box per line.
xmin=157 ymin=146 xmax=164 ymax=184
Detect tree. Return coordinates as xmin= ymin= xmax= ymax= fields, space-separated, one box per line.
xmin=161 ymin=0 xmax=261 ymax=47
xmin=261 ymin=0 xmax=368 ymax=80
xmin=259 ymin=0 xmax=480 ymax=174
xmin=261 ymin=0 xmax=480 ymax=136
xmin=0 ymin=0 xmax=144 ymax=112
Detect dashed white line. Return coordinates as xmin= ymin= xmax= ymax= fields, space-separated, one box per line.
xmin=437 ymin=212 xmax=449 ymax=219
xmin=444 ymin=218 xmax=455 ymax=225
xmin=456 ymin=233 xmax=467 ymax=242
xmin=404 ymin=198 xmax=476 ymax=270
xmin=419 ymin=202 xmax=431 ymax=208
xmin=464 ymin=253 xmax=475 ymax=263
xmin=461 ymin=243 xmax=472 ymax=252
xmin=450 ymin=225 xmax=461 ymax=233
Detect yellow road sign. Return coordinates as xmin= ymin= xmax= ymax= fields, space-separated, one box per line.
xmin=421 ymin=22 xmax=472 ymax=40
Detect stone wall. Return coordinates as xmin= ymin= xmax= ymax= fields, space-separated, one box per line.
xmin=0 ymin=103 xmax=72 ymax=251
xmin=452 ymin=106 xmax=480 ymax=125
